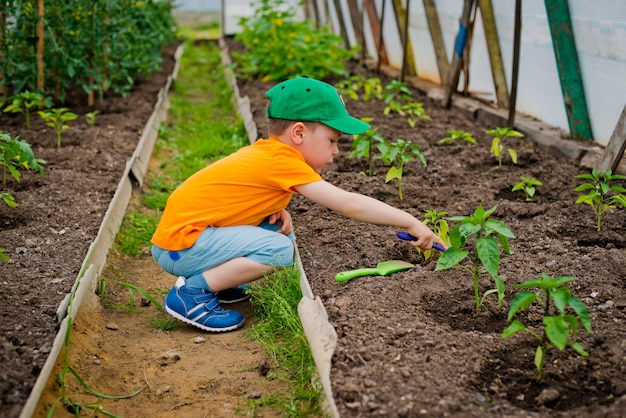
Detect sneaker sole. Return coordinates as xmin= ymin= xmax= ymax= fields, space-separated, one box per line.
xmin=218 ymin=295 xmax=251 ymax=304
xmin=164 ymin=304 xmax=244 ymax=333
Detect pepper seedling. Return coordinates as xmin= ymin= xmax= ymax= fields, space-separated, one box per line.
xmin=574 ymin=168 xmax=626 ymax=232
xmin=486 ymin=127 xmax=523 ymax=166
xmin=435 ymin=205 xmax=515 ymax=313
xmin=3 ymin=91 xmax=50 ymax=129
xmin=503 ymin=273 xmax=592 ymax=380
xmin=512 ymin=176 xmax=543 ymax=201
xmin=350 ymin=118 xmax=385 ymax=177
xmin=438 ymin=129 xmax=477 ymax=145
xmin=38 ymin=108 xmax=78 ymax=147
xmin=377 ymin=138 xmax=426 ymax=200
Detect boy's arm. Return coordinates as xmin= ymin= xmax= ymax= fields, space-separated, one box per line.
xmin=294 ymin=180 xmax=445 ymax=251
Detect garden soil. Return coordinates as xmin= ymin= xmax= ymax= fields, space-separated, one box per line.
xmin=225 ymin=36 xmax=626 ymax=418
xmin=0 ymin=36 xmax=624 ymax=418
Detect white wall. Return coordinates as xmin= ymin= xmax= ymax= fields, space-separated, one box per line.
xmin=354 ymin=0 xmax=626 ymax=145
xmin=206 ymin=0 xmax=626 ymax=144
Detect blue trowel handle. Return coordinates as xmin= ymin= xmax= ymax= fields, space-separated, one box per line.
xmin=396 ymin=232 xmax=447 ymax=253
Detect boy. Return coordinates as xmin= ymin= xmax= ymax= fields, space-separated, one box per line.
xmin=151 ymin=77 xmax=445 ymax=332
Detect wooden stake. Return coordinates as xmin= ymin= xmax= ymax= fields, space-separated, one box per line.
xmin=478 ymin=0 xmax=509 ymax=108
xmin=597 ymin=104 xmax=626 ymax=173
xmin=442 ymin=0 xmax=475 ymax=108
xmin=377 ymin=0 xmax=387 ymax=73
xmin=332 ymin=0 xmax=351 ymax=50
xmin=36 ymin=0 xmax=44 ymax=93
xmin=0 ymin=12 xmax=6 ymax=98
xmin=392 ymin=0 xmax=416 ymax=78
xmin=346 ymin=0 xmax=366 ymax=62
xmin=422 ymin=0 xmax=449 ymax=84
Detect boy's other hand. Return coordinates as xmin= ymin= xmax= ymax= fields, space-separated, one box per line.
xmin=268 ymin=209 xmax=293 ymax=235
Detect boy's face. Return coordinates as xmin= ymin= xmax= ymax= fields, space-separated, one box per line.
xmin=298 ymin=123 xmax=342 ymax=173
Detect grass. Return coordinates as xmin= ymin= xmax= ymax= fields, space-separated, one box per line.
xmin=246 ymin=267 xmax=326 ymax=416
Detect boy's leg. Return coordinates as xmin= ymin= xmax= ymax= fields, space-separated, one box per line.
xmin=151 ymin=223 xmax=294 ymax=332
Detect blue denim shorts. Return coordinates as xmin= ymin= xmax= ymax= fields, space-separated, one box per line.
xmin=151 ymin=220 xmax=296 ymax=278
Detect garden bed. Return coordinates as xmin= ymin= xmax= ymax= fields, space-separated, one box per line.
xmin=0 ymin=44 xmax=178 ymax=418
xmin=227 ymin=38 xmax=626 ymax=417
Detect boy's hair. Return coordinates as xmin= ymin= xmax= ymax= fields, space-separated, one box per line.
xmin=267 ymin=118 xmax=320 ymax=136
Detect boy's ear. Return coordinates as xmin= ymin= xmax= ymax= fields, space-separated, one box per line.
xmin=291 ymin=122 xmax=306 ymax=144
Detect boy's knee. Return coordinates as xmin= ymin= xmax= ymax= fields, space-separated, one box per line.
xmin=272 ymin=234 xmax=295 ymax=266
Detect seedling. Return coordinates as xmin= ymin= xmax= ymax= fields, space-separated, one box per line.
xmin=420 ymin=209 xmax=450 ymax=261
xmin=438 ymin=129 xmax=477 ymax=145
xmin=335 ymin=74 xmax=365 ymax=101
xmin=0 ymin=248 xmax=9 ymax=263
xmin=382 ymin=80 xmax=412 ymax=104
xmin=350 ymin=118 xmax=385 ymax=176
xmin=335 ymin=75 xmax=382 ymax=102
xmin=487 ymin=127 xmax=523 ymax=166
xmin=512 ymin=176 xmax=543 ymax=201
xmin=3 ymin=91 xmax=50 ymax=129
xmin=503 ymin=273 xmax=592 ymax=380
xmin=400 ymin=102 xmax=431 ymax=128
xmin=1 ymin=193 xmax=17 ymax=208
xmin=574 ymin=168 xmax=626 ymax=232
xmin=362 ymin=77 xmax=383 ymax=102
xmin=377 ymin=138 xmax=426 ymax=200
xmin=38 ymin=108 xmax=78 ymax=147
xmin=0 ymin=131 xmax=45 ymax=187
xmin=85 ymin=110 xmax=100 ymax=126
xmin=435 ymin=205 xmax=515 ymax=313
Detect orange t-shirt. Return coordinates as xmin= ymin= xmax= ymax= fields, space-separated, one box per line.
xmin=151 ymin=137 xmax=322 ymax=251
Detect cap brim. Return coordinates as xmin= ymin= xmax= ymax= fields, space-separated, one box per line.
xmin=322 ymin=116 xmax=371 ymax=135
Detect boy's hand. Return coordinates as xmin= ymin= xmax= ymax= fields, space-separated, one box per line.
xmin=406 ymin=222 xmax=446 ymax=252
xmin=268 ymin=209 xmax=293 ymax=235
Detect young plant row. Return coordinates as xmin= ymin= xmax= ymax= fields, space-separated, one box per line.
xmin=1 ymin=0 xmax=177 ymax=104
xmin=420 ymin=205 xmax=593 ymax=381
xmin=335 ymin=76 xmax=625 ymax=381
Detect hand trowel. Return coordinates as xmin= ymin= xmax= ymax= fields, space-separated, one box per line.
xmin=335 ymin=260 xmax=414 ymax=282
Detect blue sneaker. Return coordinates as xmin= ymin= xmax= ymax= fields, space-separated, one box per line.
xmin=217 ymin=284 xmax=252 ymax=304
xmin=164 ymin=280 xmax=244 ymax=332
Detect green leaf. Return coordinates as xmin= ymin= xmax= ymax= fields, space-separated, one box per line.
xmin=534 ymin=345 xmax=544 ymax=373
xmin=568 ymin=297 xmax=592 ymax=333
xmin=494 ymin=274 xmax=505 ymax=305
xmin=563 ymin=314 xmax=579 ymax=338
xmin=385 ymin=166 xmax=401 ymax=182
xmin=502 ymin=320 xmax=528 ymax=338
xmin=551 ymin=287 xmax=571 ymax=314
xmin=570 ymin=341 xmax=589 ymax=357
xmin=434 ymin=247 xmax=469 ymax=271
xmin=507 ymin=290 xmax=536 ymax=320
xmin=611 ymin=194 xmax=626 ymax=207
xmin=544 ymin=316 xmax=569 ymax=350
xmin=574 ymin=183 xmax=595 ymax=191
xmin=508 ymin=148 xmax=518 ymax=164
xmin=459 ymin=222 xmax=481 ymax=238
xmin=476 ymin=236 xmax=499 ymax=278
xmin=484 ymin=219 xmax=516 ymax=238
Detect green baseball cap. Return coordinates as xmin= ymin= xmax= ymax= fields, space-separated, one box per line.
xmin=265 ymin=77 xmax=370 ymax=135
